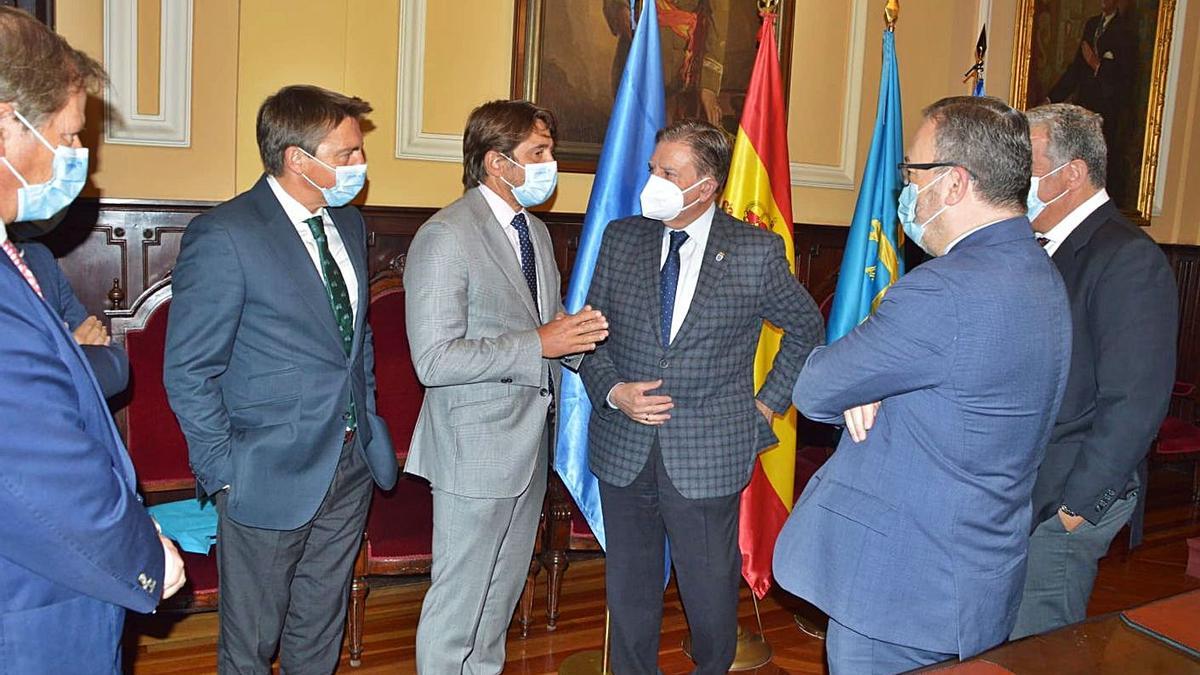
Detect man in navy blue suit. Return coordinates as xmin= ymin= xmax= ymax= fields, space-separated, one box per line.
xmin=0 ymin=7 xmax=184 ymax=672
xmin=18 ymin=239 xmax=130 ymax=399
xmin=774 ymin=96 xmax=1072 ymax=673
xmin=165 ymin=85 xmax=398 ymax=673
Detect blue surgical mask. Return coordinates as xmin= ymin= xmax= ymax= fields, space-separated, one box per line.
xmin=897 ymin=169 xmax=950 ymax=255
xmin=1 ymin=109 xmax=88 ymax=223
xmin=299 ymin=148 xmax=367 ymax=208
xmin=501 ymin=155 xmax=558 ymax=208
xmin=1026 ymin=162 xmax=1069 ymax=223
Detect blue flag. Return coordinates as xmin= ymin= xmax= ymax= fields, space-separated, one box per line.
xmin=826 ymin=29 xmax=904 ymax=342
xmin=553 ymin=0 xmax=664 ymax=551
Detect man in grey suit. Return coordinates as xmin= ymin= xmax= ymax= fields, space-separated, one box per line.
xmin=404 ymin=99 xmax=608 ymax=674
xmin=165 ymin=85 xmax=398 ymax=674
xmin=579 ymin=119 xmax=823 ymax=674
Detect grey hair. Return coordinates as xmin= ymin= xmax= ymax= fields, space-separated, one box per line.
xmin=1025 ymin=103 xmax=1107 ymax=188
xmin=922 ymin=96 xmax=1032 ymax=212
xmin=655 ymin=119 xmax=732 ymax=190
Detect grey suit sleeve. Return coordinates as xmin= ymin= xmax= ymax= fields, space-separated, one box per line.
xmin=794 ymin=267 xmax=955 ymax=423
xmin=404 ymin=220 xmax=543 ymax=388
xmin=577 ymin=225 xmax=625 ymax=419
xmin=163 ymin=217 xmax=245 ymax=496
xmin=756 ymin=234 xmax=825 ymax=414
xmin=1063 ymin=238 xmax=1178 ymax=521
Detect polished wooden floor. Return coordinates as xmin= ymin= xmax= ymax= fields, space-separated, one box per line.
xmin=126 ymin=465 xmax=1200 ymax=674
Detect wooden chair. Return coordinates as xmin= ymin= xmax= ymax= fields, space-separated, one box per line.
xmin=109 ymin=278 xmax=220 ymax=611
xmin=346 ymin=268 xmax=435 ymax=667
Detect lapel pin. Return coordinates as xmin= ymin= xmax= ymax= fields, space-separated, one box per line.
xmin=715 ymin=251 xmax=727 ymax=262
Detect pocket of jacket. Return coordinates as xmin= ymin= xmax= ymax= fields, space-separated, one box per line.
xmin=816 ymin=479 xmax=897 ymax=535
xmin=448 ymin=395 xmax=515 ymax=428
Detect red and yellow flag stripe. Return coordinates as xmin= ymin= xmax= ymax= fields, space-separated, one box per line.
xmin=719 ymin=9 xmax=795 ymax=600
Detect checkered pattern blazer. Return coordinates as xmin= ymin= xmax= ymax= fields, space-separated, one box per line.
xmin=579 ymin=209 xmax=824 ymax=499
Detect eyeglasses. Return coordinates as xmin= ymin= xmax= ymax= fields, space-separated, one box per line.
xmin=897 ymin=161 xmax=974 ymax=187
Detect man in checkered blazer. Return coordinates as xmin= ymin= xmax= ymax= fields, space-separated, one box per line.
xmin=578 ymin=119 xmax=824 ymax=674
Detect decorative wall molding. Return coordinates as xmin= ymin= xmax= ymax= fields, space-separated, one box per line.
xmin=1154 ymin=0 xmax=1188 ymax=217
xmin=103 ymin=0 xmax=194 ymax=147
xmin=789 ymin=0 xmax=868 ymax=190
xmin=395 ymin=0 xmax=461 ymax=162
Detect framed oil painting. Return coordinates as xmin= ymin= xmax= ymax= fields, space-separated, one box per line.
xmin=512 ymin=0 xmax=795 ymax=173
xmin=1010 ymin=0 xmax=1178 ymax=224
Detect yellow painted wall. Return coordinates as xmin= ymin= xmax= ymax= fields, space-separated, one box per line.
xmin=57 ymin=0 xmax=239 ymax=201
xmin=54 ymin=0 xmax=1200 ymax=243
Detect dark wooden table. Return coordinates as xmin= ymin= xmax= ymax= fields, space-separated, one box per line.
xmin=922 ymin=593 xmax=1200 ymax=674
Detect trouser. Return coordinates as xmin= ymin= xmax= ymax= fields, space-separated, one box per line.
xmin=215 ymin=437 xmax=373 ymax=675
xmin=1010 ymin=492 xmax=1138 ymax=639
xmin=414 ymin=425 xmax=549 ymax=675
xmin=599 ymin=442 xmax=741 ymax=675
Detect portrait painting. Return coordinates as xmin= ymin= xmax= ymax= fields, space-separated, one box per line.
xmin=1011 ymin=0 xmax=1177 ymax=223
xmin=512 ymin=0 xmax=794 ymax=172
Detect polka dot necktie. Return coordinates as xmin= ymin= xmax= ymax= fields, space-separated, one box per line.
xmin=660 ymin=230 xmax=689 ymax=347
xmin=305 ymin=216 xmax=356 ymax=431
xmin=1036 ymin=236 xmax=1051 ymax=249
xmin=510 ymin=213 xmax=539 ymax=307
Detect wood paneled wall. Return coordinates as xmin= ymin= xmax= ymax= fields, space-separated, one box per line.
xmin=34 ymin=200 xmax=1200 ymax=393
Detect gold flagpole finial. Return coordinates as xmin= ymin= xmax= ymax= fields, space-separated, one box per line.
xmin=885 ymin=0 xmax=899 ymax=31
xmin=757 ymin=0 xmax=780 ymax=15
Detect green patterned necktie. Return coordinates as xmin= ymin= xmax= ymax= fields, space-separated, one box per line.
xmin=305 ymin=216 xmax=356 ymax=431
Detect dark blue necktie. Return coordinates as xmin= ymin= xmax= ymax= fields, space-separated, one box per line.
xmin=510 ymin=213 xmax=539 ymax=307
xmin=660 ymin=230 xmax=689 ymax=346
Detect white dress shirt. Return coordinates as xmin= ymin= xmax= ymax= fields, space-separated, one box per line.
xmin=478 ymin=184 xmax=542 ymax=306
xmin=1039 ymin=189 xmax=1110 ymax=257
xmin=660 ymin=203 xmax=715 ymax=342
xmin=266 ymin=175 xmax=359 ymax=319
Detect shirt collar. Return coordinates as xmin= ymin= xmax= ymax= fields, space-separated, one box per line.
xmin=478 ymin=183 xmax=526 ymax=228
xmin=663 ymin=203 xmax=717 ymax=243
xmin=943 ymin=217 xmax=1005 ymax=254
xmin=0 ymin=219 xmax=7 ymax=246
xmin=266 ymin=174 xmax=324 ymax=225
xmin=1041 ymin=188 xmax=1109 ymax=248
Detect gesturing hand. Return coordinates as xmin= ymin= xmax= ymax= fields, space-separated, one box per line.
xmin=843 ymin=401 xmax=881 ymax=443
xmin=611 ymin=380 xmax=674 ymax=426
xmin=538 ymin=305 xmax=609 ymax=358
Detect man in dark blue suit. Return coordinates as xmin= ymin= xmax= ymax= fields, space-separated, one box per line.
xmin=1012 ymin=104 xmax=1177 ymax=638
xmin=19 ymin=239 xmax=130 ymax=399
xmin=774 ymin=96 xmax=1072 ymax=673
xmin=0 ymin=7 xmax=184 ymax=672
xmin=165 ymin=85 xmax=397 ymax=673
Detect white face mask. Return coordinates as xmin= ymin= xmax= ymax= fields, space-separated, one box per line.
xmin=639 ymin=174 xmax=711 ymax=221
xmin=1026 ymin=161 xmax=1070 ymax=223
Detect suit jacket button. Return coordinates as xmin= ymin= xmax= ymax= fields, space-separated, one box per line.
xmin=342 ymin=412 xmax=352 ymax=421
xmin=659 ymin=358 xmax=669 ymax=368
xmin=501 ymin=377 xmax=513 ymax=384
xmin=539 ymin=388 xmax=549 ymax=397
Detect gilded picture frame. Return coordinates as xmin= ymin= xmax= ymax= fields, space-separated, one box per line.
xmin=512 ymin=0 xmax=795 ymax=173
xmin=1010 ymin=0 xmax=1177 ymax=225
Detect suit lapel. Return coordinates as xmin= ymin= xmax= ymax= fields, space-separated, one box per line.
xmin=528 ymin=212 xmax=557 ymax=323
xmin=638 ymin=220 xmax=666 ymax=348
xmin=250 ymin=179 xmax=346 ymax=353
xmin=468 ymin=190 xmax=541 ymax=323
xmin=669 ymin=212 xmax=735 ymax=348
xmin=1050 ymin=199 xmax=1116 ymax=275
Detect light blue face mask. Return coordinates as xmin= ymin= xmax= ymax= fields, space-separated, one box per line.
xmin=897 ymin=168 xmax=951 ymax=255
xmin=501 ymin=154 xmax=558 ymax=208
xmin=1 ymin=109 xmax=89 ymax=223
xmin=1026 ymin=161 xmax=1069 ymax=223
xmin=299 ymin=148 xmax=367 ymax=208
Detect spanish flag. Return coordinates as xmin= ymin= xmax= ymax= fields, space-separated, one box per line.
xmin=719 ymin=7 xmax=795 ymax=599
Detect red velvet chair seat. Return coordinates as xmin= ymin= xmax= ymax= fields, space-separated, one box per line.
xmin=364 ymin=476 xmax=433 ymax=560
xmin=1157 ymin=416 xmax=1200 ymax=455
